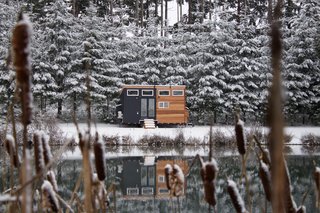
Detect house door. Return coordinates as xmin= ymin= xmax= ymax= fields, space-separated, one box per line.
xmin=141 ymin=98 xmax=155 ymax=119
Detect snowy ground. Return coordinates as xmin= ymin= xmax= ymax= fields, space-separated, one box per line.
xmin=58 ymin=123 xmax=320 ymax=158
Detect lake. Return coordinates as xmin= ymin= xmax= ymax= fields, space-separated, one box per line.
xmin=0 ymin=145 xmax=319 ymax=212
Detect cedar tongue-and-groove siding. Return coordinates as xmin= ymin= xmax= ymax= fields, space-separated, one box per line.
xmin=121 ymin=85 xmax=188 ymax=125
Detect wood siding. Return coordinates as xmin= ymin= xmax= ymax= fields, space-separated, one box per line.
xmin=155 ymin=86 xmax=188 ymax=124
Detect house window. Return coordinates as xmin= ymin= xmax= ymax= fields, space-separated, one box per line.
xmin=159 ymin=188 xmax=170 ymax=194
xmin=142 ymin=90 xmax=153 ymax=96
xmin=172 ymin=90 xmax=184 ymax=96
xmin=159 ymin=90 xmax=170 ymax=96
xmin=148 ymin=167 xmax=155 ymax=186
xmin=141 ymin=167 xmax=147 ymax=186
xmin=127 ymin=188 xmax=139 ymax=195
xmin=158 ymin=175 xmax=165 ymax=183
xmin=142 ymin=187 xmax=154 ymax=195
xmin=159 ymin=102 xmax=169 ymax=108
xmin=127 ymin=89 xmax=139 ymax=96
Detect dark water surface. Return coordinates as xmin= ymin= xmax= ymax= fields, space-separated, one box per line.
xmin=0 ymin=146 xmax=319 ymax=212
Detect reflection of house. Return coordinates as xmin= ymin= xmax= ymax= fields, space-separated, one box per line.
xmin=119 ymin=156 xmax=189 ymax=199
xmin=155 ymin=158 xmax=189 ymax=198
xmin=120 ymin=156 xmax=156 ymax=197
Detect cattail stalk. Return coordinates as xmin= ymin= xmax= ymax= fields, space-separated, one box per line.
xmin=79 ymin=132 xmax=93 ymax=212
xmin=267 ymin=0 xmax=287 ymax=211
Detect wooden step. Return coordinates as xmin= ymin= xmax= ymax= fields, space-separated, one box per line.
xmin=144 ymin=119 xmax=156 ymax=129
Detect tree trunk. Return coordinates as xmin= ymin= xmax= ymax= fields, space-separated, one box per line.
xmin=237 ymin=0 xmax=241 ymax=25
xmin=200 ymin=0 xmax=204 ymax=23
xmin=155 ymin=0 xmax=158 ymax=17
xmin=140 ymin=0 xmax=144 ymax=27
xmin=209 ymin=0 xmax=212 ymax=20
xmin=146 ymin=0 xmax=149 ymax=19
xmin=188 ymin=0 xmax=193 ymax=24
xmin=135 ymin=0 xmax=139 ymax=26
xmin=165 ymin=0 xmax=168 ymax=35
xmin=268 ymin=0 xmax=273 ymax=24
xmin=58 ymin=99 xmax=62 ymax=116
xmin=73 ymin=93 xmax=77 ymax=113
xmin=161 ymin=0 xmax=164 ymax=36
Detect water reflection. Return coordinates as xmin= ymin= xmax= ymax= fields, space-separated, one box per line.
xmin=0 ymin=147 xmax=319 ymax=212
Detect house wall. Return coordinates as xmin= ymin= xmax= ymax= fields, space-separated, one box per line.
xmin=155 ymin=86 xmax=188 ymax=124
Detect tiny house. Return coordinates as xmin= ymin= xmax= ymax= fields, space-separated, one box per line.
xmin=117 ymin=85 xmax=189 ymax=126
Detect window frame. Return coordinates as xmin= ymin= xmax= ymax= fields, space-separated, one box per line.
xmin=172 ymin=90 xmax=184 ymax=96
xmin=142 ymin=90 xmax=154 ymax=96
xmin=127 ymin=89 xmax=139 ymax=96
xmin=158 ymin=175 xmax=165 ymax=183
xmin=159 ymin=102 xmax=169 ymax=108
xmin=158 ymin=90 xmax=170 ymax=96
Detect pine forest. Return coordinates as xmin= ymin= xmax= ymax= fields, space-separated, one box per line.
xmin=0 ymin=0 xmax=319 ymax=125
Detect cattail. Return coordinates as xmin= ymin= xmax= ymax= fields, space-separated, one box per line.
xmin=258 ymin=160 xmax=272 ymax=202
xmin=227 ymin=180 xmax=248 ymax=213
xmin=41 ymin=180 xmax=60 ymax=212
xmin=94 ymin=133 xmax=106 ymax=181
xmin=4 ymin=135 xmax=20 ymax=168
xmin=47 ymin=170 xmax=58 ymax=192
xmin=314 ymin=167 xmax=320 ymax=207
xmin=201 ymin=159 xmax=218 ymax=207
xmin=42 ymin=133 xmax=52 ymax=167
xmin=12 ymin=13 xmax=33 ymax=125
xmin=235 ymin=114 xmax=246 ymax=155
xmin=165 ymin=164 xmax=173 ymax=190
xmin=34 ymin=131 xmax=45 ymax=174
xmin=172 ymin=164 xmax=184 ymax=197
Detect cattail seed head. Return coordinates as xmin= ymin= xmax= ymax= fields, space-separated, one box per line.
xmin=4 ymin=135 xmax=20 ymax=168
xmin=42 ymin=133 xmax=52 ymax=167
xmin=201 ymin=160 xmax=218 ymax=207
xmin=12 ymin=13 xmax=33 ymax=125
xmin=165 ymin=164 xmax=172 ymax=190
xmin=235 ymin=115 xmax=246 ymax=155
xmin=258 ymin=160 xmax=272 ymax=202
xmin=34 ymin=131 xmax=45 ymax=174
xmin=41 ymin=180 xmax=60 ymax=212
xmin=172 ymin=164 xmax=185 ymax=197
xmin=47 ymin=170 xmax=58 ymax=192
xmin=227 ymin=180 xmax=248 ymax=213
xmin=94 ymin=134 xmax=106 ymax=181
